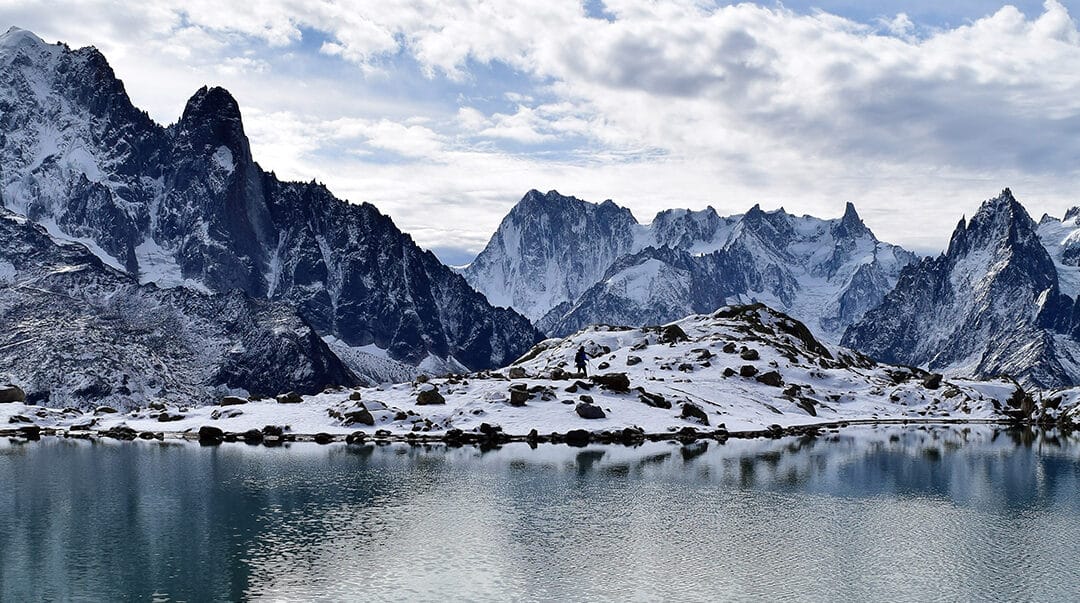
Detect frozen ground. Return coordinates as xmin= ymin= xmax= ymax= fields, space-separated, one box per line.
xmin=1 ymin=305 xmax=1049 ymax=442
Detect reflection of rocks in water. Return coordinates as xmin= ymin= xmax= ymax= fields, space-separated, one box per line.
xmin=680 ymin=441 xmax=709 ymax=463
xmin=575 ymin=449 xmax=606 ymax=474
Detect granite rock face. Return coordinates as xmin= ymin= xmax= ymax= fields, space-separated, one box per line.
xmin=0 ymin=27 xmax=541 ymax=373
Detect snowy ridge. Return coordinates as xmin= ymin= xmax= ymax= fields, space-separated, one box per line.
xmin=844 ymin=189 xmax=1080 ymax=388
xmin=0 ymin=208 xmax=358 ymax=409
xmin=469 ymin=190 xmax=916 ymax=341
xmin=1 ymin=303 xmax=1041 ymax=441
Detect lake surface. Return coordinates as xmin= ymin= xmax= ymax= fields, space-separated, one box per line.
xmin=1 ymin=426 xmax=1079 ymax=601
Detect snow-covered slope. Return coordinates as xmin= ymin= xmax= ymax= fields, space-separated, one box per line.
xmin=0 ymin=27 xmax=541 ymax=371
xmin=1037 ymin=207 xmax=1080 ymax=299
xmin=0 ymin=209 xmax=359 ymax=409
xmin=844 ymin=189 xmax=1080 ymax=388
xmin=0 ymin=304 xmax=1033 ymax=439
xmin=465 ymin=189 xmax=916 ymax=341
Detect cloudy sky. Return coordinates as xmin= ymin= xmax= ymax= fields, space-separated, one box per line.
xmin=4 ymin=1 xmax=1080 ymax=262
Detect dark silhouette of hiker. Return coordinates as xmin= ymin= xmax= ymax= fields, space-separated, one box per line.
xmin=575 ymin=346 xmax=589 ymax=377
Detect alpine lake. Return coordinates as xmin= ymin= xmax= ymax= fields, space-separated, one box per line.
xmin=1 ymin=424 xmax=1078 ymax=602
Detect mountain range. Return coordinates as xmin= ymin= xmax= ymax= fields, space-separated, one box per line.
xmin=463 ymin=189 xmax=917 ymax=341
xmin=0 ymin=26 xmax=541 ymax=383
xmin=6 ymin=26 xmax=1080 ymax=399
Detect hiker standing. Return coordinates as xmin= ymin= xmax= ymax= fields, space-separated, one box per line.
xmin=575 ymin=346 xmax=589 ymax=377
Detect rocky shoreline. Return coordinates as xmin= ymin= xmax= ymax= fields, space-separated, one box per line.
xmin=0 ymin=416 xmax=1036 ymax=450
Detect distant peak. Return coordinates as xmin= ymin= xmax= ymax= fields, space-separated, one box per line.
xmin=834 ymin=201 xmax=871 ymax=240
xmin=1065 ymin=206 xmax=1080 ymax=222
xmin=0 ymin=26 xmax=47 ymax=50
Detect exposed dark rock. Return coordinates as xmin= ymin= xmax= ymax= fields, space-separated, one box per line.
xmin=575 ymin=402 xmax=606 ymax=419
xmin=220 ymin=396 xmax=247 ymax=406
xmin=660 ymin=324 xmax=689 ymax=344
xmin=756 ymin=371 xmax=784 ymax=387
xmin=740 ymin=348 xmax=760 ymax=361
xmin=637 ymin=389 xmax=671 ymax=409
xmin=416 ymin=385 xmax=446 ymax=405
xmin=739 ymin=365 xmax=758 ymax=377
xmin=198 ymin=426 xmax=224 ymax=444
xmin=564 ymin=429 xmax=591 ymax=447
xmin=626 ymin=355 xmax=642 ymax=366
xmin=590 ymin=373 xmax=630 ymax=392
xmin=344 ymin=409 xmax=375 ymax=426
xmin=276 ymin=392 xmax=303 ymax=404
xmin=681 ymin=402 xmax=710 ymax=425
xmin=0 ymin=384 xmax=26 ymax=403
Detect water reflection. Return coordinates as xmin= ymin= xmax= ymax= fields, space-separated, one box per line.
xmin=0 ymin=426 xmax=1078 ymax=601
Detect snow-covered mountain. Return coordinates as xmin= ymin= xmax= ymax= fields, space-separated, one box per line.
xmin=464 ymin=189 xmax=916 ymax=340
xmin=0 ymin=208 xmax=358 ymax=409
xmin=843 ymin=189 xmax=1080 ymax=389
xmin=0 ymin=27 xmax=541 ymax=373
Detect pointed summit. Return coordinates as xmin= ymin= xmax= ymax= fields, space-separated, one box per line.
xmin=1064 ymin=206 xmax=1080 ymax=222
xmin=833 ymin=201 xmax=871 ymax=240
xmin=176 ymin=86 xmax=251 ymax=161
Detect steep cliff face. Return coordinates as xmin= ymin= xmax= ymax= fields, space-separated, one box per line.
xmin=0 ymin=27 xmax=541 ymax=372
xmin=843 ymin=189 xmax=1080 ymax=388
xmin=467 ymin=188 xmax=915 ymax=340
xmin=0 ymin=209 xmax=358 ymax=409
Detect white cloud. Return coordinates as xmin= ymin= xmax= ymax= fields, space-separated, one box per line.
xmin=4 ymin=0 xmax=1080 ymax=258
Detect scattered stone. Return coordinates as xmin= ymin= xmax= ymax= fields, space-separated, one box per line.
xmin=722 ymin=367 xmax=736 ymax=378
xmin=102 ymin=426 xmax=137 ymax=441
xmin=0 ymin=384 xmax=26 ymax=403
xmin=508 ymin=366 xmax=527 ymax=379
xmin=681 ymin=402 xmax=710 ymax=425
xmin=276 ymin=392 xmax=303 ymax=404
xmin=756 ymin=371 xmax=784 ymax=387
xmin=591 ymin=373 xmax=630 ymax=392
xmin=415 ymin=374 xmax=430 ymax=384
xmin=148 ymin=401 xmax=167 ymax=411
xmin=220 ymin=396 xmax=247 ymax=406
xmin=722 ymin=342 xmax=737 ymax=354
xmin=564 ymin=429 xmax=591 ymax=447
xmin=344 ymin=409 xmax=375 ymax=426
xmin=16 ymin=425 xmax=40 ymax=440
xmin=198 ymin=426 xmax=224 ymax=444
xmin=739 ymin=365 xmax=758 ymax=378
xmin=637 ymin=389 xmax=671 ymax=409
xmin=349 ymin=391 xmax=363 ymax=401
xmin=678 ymin=363 xmax=694 ymax=372
xmin=576 ymin=402 xmax=606 ymax=419
xmin=94 ymin=406 xmax=118 ymax=415
xmin=597 ymin=361 xmax=610 ymax=370
xmin=157 ymin=411 xmax=186 ymax=423
xmin=740 ymin=348 xmax=760 ymax=361
xmin=415 ymin=383 xmax=445 ymax=405
xmin=626 ymin=355 xmax=642 ymax=366
xmin=7 ymin=414 xmax=32 ymax=424
xmin=243 ymin=429 xmax=264 ymax=444
xmin=660 ymin=324 xmax=689 ymax=344
xmin=262 ymin=425 xmax=285 ymax=437
xmin=579 ymin=394 xmax=594 ymax=403
xmin=509 ymin=384 xmax=530 ymax=407
xmin=923 ymin=373 xmax=943 ymax=390
xmin=314 ymin=433 xmax=334 ymax=445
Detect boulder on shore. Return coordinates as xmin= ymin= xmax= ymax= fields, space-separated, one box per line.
xmin=0 ymin=384 xmax=26 ymax=404
xmin=576 ymin=402 xmax=606 ymax=419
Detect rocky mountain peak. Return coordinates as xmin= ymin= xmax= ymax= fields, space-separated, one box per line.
xmin=1065 ymin=206 xmax=1080 ymax=222
xmin=833 ymin=201 xmax=871 ymax=240
xmin=175 ymin=86 xmax=251 ymax=162
xmin=0 ymin=26 xmax=47 ymax=52
xmin=947 ymin=189 xmax=1040 ymax=258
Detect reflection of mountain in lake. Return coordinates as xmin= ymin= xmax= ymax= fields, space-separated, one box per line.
xmin=1 ymin=427 xmax=1079 ymax=600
